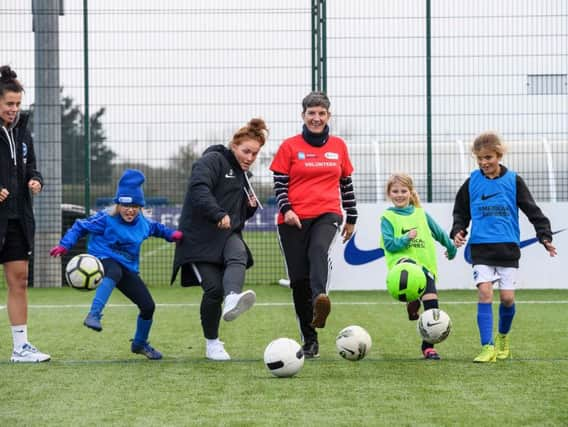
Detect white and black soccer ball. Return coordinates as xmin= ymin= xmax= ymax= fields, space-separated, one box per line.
xmin=65 ymin=254 xmax=104 ymax=291
xmin=417 ymin=308 xmax=452 ymax=344
xmin=263 ymin=338 xmax=304 ymax=378
xmin=336 ymin=325 xmax=372 ymax=361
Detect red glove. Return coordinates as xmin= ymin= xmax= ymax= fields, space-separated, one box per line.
xmin=50 ymin=245 xmax=68 ymax=257
xmin=171 ymin=231 xmax=183 ymax=242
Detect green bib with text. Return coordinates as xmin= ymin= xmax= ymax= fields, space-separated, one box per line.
xmin=380 ymin=207 xmax=438 ymax=278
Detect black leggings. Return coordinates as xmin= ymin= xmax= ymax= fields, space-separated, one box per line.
xmin=102 ymin=259 xmax=155 ymax=320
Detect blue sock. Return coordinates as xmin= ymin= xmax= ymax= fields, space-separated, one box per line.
xmin=133 ymin=315 xmax=153 ymax=346
xmin=477 ymin=302 xmax=493 ymax=345
xmin=498 ymin=303 xmax=516 ymax=334
xmin=89 ymin=277 xmax=116 ymax=315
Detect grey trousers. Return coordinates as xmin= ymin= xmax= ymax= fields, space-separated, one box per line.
xmin=195 ymin=233 xmax=247 ymax=339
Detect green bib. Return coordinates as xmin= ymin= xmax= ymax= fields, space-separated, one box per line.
xmin=380 ymin=207 xmax=438 ymax=277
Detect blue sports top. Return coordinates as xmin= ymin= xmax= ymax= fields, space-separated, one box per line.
xmin=468 ymin=168 xmax=519 ymax=245
xmin=59 ymin=210 xmax=176 ymax=273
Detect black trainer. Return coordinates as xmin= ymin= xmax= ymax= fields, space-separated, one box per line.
xmin=302 ymin=341 xmax=320 ymax=359
xmin=406 ymin=300 xmax=421 ymax=321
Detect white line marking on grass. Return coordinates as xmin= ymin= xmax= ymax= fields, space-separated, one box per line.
xmin=140 ymin=242 xmax=171 ymax=260
xmin=0 ymin=356 xmax=567 ymax=366
xmin=22 ymin=300 xmax=568 ymax=310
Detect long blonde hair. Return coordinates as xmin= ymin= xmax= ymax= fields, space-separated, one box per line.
xmin=385 ymin=173 xmax=421 ymax=207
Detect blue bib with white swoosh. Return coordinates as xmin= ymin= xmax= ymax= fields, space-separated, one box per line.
xmin=468 ymin=169 xmax=519 ymax=245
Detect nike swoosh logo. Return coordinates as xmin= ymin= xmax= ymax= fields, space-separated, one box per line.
xmin=481 ymin=192 xmax=500 ymax=200
xmin=346 ymin=229 xmax=566 ymax=266
xmin=224 ymin=174 xmax=236 ymax=179
xmin=463 ymin=228 xmax=566 ymax=264
xmin=426 ymin=321 xmax=441 ymax=327
xmin=401 ymin=228 xmax=415 ymax=234
xmin=337 ymin=346 xmax=355 ymax=355
xmin=344 ymin=232 xmax=385 ymax=265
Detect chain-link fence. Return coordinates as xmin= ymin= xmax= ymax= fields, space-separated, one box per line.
xmin=1 ymin=0 xmax=567 ymax=287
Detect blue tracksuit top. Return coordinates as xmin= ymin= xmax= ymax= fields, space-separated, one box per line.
xmin=59 ymin=210 xmax=176 ymax=273
xmin=468 ymin=168 xmax=519 ymax=245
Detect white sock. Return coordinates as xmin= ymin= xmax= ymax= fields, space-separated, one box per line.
xmin=12 ymin=324 xmax=28 ymax=350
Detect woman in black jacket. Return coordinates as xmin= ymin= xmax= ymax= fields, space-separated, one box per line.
xmin=172 ymin=118 xmax=268 ymax=360
xmin=0 ymin=65 xmax=50 ymax=362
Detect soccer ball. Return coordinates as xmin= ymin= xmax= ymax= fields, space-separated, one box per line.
xmin=263 ymin=338 xmax=304 ymax=378
xmin=65 ymin=254 xmax=104 ymax=291
xmin=336 ymin=325 xmax=372 ymax=361
xmin=386 ymin=258 xmax=427 ymax=302
xmin=417 ymin=309 xmax=452 ymax=344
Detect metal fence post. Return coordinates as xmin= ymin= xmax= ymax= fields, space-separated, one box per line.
xmin=311 ymin=0 xmax=326 ymax=92
xmin=32 ymin=0 xmax=62 ymax=287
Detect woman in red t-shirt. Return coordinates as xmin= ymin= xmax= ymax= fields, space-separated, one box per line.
xmin=269 ymin=91 xmax=358 ymax=358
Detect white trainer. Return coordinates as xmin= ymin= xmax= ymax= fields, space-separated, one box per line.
xmin=206 ymin=341 xmax=231 ymax=361
xmin=11 ymin=343 xmax=51 ymax=363
xmin=222 ymin=290 xmax=256 ymax=321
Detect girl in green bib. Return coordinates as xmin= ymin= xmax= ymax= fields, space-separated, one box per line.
xmin=380 ymin=173 xmax=457 ymax=359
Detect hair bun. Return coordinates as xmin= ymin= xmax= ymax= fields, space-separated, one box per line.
xmin=0 ymin=65 xmax=17 ymax=82
xmin=248 ymin=117 xmax=269 ymax=139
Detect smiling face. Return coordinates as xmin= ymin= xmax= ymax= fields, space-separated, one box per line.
xmin=475 ymin=147 xmax=502 ymax=179
xmin=388 ymin=182 xmax=412 ymax=208
xmin=0 ymin=90 xmax=22 ymax=126
xmin=118 ymin=205 xmax=141 ymax=222
xmin=301 ymin=105 xmax=330 ymax=134
xmin=231 ymin=138 xmax=262 ymax=171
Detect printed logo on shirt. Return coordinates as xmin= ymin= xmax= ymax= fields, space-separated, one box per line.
xmin=298 ymin=152 xmax=305 ymax=160
xmin=225 ymin=169 xmax=236 ymax=179
xmin=480 ymin=192 xmax=500 ymax=201
xmin=324 ymin=151 xmax=339 ymax=160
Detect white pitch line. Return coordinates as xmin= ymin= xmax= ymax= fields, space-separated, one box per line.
xmin=0 ymin=300 xmax=564 ymax=310
xmin=140 ymin=242 xmax=171 ymax=260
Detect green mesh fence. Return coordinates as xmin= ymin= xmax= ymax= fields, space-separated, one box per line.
xmin=1 ymin=0 xmax=566 ymax=287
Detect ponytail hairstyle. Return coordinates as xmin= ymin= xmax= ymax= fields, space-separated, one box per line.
xmin=385 ymin=173 xmax=422 ymax=208
xmin=231 ymin=117 xmax=269 ymax=147
xmin=0 ymin=65 xmax=24 ymax=98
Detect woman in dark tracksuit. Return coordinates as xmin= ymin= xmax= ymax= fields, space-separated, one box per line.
xmin=172 ymin=118 xmax=268 ymax=361
xmin=0 ymin=65 xmax=50 ymax=363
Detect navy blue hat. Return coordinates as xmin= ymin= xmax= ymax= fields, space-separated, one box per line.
xmin=114 ymin=169 xmax=145 ymax=206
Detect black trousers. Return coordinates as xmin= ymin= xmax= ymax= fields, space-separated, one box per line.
xmin=194 ymin=233 xmax=247 ymax=339
xmin=277 ymin=213 xmax=341 ymax=344
xmin=102 ymin=258 xmax=155 ymax=320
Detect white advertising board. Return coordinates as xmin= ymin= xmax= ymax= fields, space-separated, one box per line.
xmin=330 ymin=203 xmax=567 ymax=290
